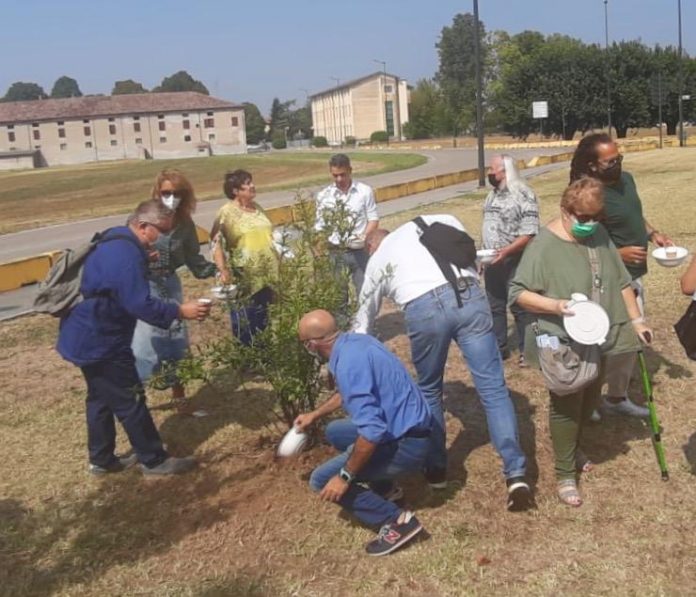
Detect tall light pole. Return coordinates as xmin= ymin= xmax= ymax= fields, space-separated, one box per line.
xmin=678 ymin=0 xmax=685 ymax=147
xmin=330 ymin=76 xmax=343 ymax=146
xmin=373 ymin=59 xmax=389 ymax=140
xmin=473 ymin=0 xmax=485 ymax=187
xmin=604 ymin=0 xmax=612 ymax=136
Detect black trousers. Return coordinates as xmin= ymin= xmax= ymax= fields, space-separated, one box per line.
xmin=81 ymin=358 xmax=168 ymax=468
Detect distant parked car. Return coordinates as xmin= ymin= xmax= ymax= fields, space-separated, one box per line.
xmin=247 ymin=142 xmax=270 ymax=153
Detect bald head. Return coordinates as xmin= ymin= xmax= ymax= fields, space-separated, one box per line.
xmin=298 ymin=309 xmax=337 ymax=342
xmin=366 ymin=228 xmax=390 ymax=255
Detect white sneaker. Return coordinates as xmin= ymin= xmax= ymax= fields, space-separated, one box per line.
xmin=601 ymin=397 xmax=650 ymax=418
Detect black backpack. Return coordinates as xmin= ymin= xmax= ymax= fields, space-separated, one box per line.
xmin=33 ymin=230 xmax=141 ymax=318
xmin=412 ymin=216 xmax=477 ymax=307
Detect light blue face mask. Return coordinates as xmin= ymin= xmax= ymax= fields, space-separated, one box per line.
xmin=570 ymin=215 xmax=599 ymax=238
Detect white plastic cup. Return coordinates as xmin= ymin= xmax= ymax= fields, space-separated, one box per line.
xmin=665 ymin=247 xmax=678 ymax=259
xmin=197 ymin=298 xmax=213 ymax=306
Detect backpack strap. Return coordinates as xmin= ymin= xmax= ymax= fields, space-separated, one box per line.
xmin=412 ymin=217 xmax=464 ymax=307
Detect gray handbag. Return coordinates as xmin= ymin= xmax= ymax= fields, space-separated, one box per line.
xmin=534 ymin=247 xmax=602 ymax=396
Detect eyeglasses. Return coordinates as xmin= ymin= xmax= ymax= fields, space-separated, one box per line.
xmin=301 ymin=332 xmax=337 ymax=348
xmin=598 ymin=154 xmax=623 ymax=168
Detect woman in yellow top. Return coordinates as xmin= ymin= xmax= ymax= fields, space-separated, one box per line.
xmin=213 ymin=169 xmax=277 ymax=345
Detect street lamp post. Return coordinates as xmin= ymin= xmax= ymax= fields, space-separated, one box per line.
xmin=604 ymin=0 xmax=612 ymax=136
xmin=473 ymin=0 xmax=485 ymax=187
xmin=678 ymin=0 xmax=685 ymax=147
xmin=373 ymin=59 xmax=389 ymax=143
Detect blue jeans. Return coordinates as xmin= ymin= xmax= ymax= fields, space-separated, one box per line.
xmin=404 ymin=282 xmax=526 ymax=480
xmin=309 ymin=419 xmax=429 ymax=527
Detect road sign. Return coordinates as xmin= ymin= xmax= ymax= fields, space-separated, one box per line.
xmin=532 ymin=101 xmax=548 ymax=119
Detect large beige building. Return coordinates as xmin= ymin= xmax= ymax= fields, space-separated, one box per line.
xmin=0 ymin=92 xmax=246 ymax=170
xmin=310 ymin=72 xmax=409 ymax=144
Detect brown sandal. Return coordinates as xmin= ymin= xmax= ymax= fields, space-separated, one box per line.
xmin=557 ymin=479 xmax=583 ymax=507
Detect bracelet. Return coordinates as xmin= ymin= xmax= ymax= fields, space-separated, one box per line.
xmin=631 ymin=317 xmax=645 ymax=324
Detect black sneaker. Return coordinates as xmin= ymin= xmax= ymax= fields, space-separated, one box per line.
xmin=506 ymin=476 xmax=532 ymax=512
xmin=141 ymin=456 xmax=197 ymax=476
xmin=424 ymin=467 xmax=447 ymax=490
xmin=365 ymin=511 xmax=424 ymax=556
xmin=88 ymin=453 xmax=138 ymax=476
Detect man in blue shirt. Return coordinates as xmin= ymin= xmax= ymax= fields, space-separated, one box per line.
xmin=57 ymin=200 xmax=212 ymax=476
xmin=295 ymin=309 xmax=432 ymax=557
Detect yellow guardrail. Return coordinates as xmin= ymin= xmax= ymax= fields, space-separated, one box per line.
xmin=0 ymin=139 xmax=682 ymax=292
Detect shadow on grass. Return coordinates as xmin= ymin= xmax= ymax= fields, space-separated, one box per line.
xmin=642 ymin=346 xmax=693 ymax=382
xmin=683 ymin=432 xmax=696 ymax=475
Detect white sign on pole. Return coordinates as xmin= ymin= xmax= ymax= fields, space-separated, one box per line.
xmin=532 ymin=101 xmax=548 ymax=119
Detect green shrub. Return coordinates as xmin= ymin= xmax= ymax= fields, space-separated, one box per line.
xmin=344 ymin=136 xmax=356 ymax=147
xmin=311 ymin=136 xmax=328 ymax=148
xmin=370 ymin=130 xmax=389 ymax=143
xmin=271 ymin=131 xmax=287 ymax=150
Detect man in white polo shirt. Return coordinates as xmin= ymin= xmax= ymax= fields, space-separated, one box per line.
xmin=353 ymin=215 xmax=532 ymax=512
xmin=315 ymin=154 xmax=379 ymax=297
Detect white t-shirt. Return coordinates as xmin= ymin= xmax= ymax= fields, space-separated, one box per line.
xmin=315 ymin=180 xmax=379 ymax=248
xmin=353 ymin=214 xmax=478 ymax=334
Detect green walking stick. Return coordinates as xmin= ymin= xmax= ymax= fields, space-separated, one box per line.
xmin=637 ymin=350 xmax=669 ymax=480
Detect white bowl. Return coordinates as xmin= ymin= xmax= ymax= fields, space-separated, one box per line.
xmin=211 ymin=285 xmax=238 ymax=299
xmin=277 ymin=427 xmax=308 ymax=457
xmin=652 ymin=246 xmax=688 ymax=268
xmin=476 ymin=249 xmax=498 ymax=265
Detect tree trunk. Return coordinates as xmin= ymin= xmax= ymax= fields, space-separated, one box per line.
xmin=615 ymin=125 xmax=629 ymax=138
xmin=666 ymin=122 xmax=677 ymax=135
xmin=563 ymin=127 xmax=577 ymax=141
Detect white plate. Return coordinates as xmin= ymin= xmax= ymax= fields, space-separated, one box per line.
xmin=476 ymin=249 xmax=498 ymax=265
xmin=211 ymin=285 xmax=238 ymax=299
xmin=277 ymin=427 xmax=308 ymax=457
xmin=652 ymin=246 xmax=688 ymax=268
xmin=563 ymin=294 xmax=610 ymax=345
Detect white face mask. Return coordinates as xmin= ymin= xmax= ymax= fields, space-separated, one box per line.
xmin=161 ymin=193 xmax=181 ymax=210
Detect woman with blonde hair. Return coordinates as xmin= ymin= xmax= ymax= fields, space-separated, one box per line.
xmin=132 ymin=169 xmax=217 ymax=414
xmin=509 ymin=177 xmax=651 ymax=507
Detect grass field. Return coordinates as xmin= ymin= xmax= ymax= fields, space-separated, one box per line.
xmin=1 ymin=148 xmax=695 ymax=595
xmin=0 ymin=151 xmax=426 ymax=234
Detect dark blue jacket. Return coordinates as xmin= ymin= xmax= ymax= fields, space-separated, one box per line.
xmin=57 ymin=226 xmax=180 ymax=366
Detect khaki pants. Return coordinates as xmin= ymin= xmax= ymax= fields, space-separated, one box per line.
xmin=604 ymin=278 xmax=644 ymax=398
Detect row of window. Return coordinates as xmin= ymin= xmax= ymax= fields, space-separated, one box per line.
xmin=8 ymin=133 xmax=219 ymax=152
xmin=6 ymin=120 xmax=237 ymax=143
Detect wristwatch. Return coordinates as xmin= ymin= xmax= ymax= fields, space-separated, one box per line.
xmin=338 ymin=467 xmax=355 ymax=484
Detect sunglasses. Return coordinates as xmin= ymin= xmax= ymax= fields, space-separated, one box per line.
xmin=598 ymin=154 xmax=623 ymax=168
xmin=160 ymin=190 xmax=179 ymax=198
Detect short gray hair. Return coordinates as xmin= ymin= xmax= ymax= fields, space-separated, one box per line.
xmin=127 ymin=199 xmax=174 ymax=226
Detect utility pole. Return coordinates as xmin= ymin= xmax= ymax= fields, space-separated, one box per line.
xmin=473 ymin=0 xmax=485 ymax=187
xmin=604 ymin=0 xmax=612 ymax=137
xmin=373 ymin=59 xmax=389 ymax=143
xmin=678 ymin=0 xmax=685 ymax=147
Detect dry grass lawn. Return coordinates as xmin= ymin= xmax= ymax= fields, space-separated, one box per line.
xmin=0 ymin=151 xmax=425 ymax=234
xmin=1 ymin=148 xmax=695 ymax=596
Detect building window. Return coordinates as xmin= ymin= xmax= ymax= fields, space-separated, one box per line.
xmin=84 ymin=126 xmax=91 ymax=136
xmin=7 ymin=124 xmax=14 ymax=130
xmin=85 ymin=141 xmax=93 ymax=148
xmin=133 ymin=115 xmax=140 ymax=121
xmin=208 ymin=133 xmax=216 ymax=141
xmin=33 ymin=129 xmax=41 ymax=140
xmin=58 ymin=128 xmax=66 ymax=138
xmin=158 ymin=114 xmax=164 ymax=119
xmin=109 ymin=124 xmax=116 ymax=135
xmin=182 ymin=112 xmax=189 ymax=117
xmin=34 ymin=145 xmax=41 ymax=149
xmin=158 ymin=121 xmax=166 ymax=132
xmin=183 ymin=119 xmax=190 ymax=130
xmin=159 ymin=136 xmax=167 ymax=143
xmin=198 ymin=146 xmax=207 ymax=153
xmin=385 ymin=100 xmax=394 ymax=136
xmin=384 ymin=85 xmax=393 ymax=93
xmin=32 ymin=122 xmax=39 ymax=128
xmin=231 ymin=116 xmax=239 ymax=126
xmin=57 ymin=121 xmax=64 ymax=126
xmin=108 ymin=117 xmax=115 ymax=122
xmin=110 ymin=139 xmax=118 ymax=146
xmin=9 ymin=146 xmax=16 ymax=151
xmin=204 ymin=118 xmax=214 ymax=128
xmin=83 ymin=119 xmax=90 ymax=124
xmin=184 ymin=135 xmax=191 ymax=142
xmin=8 ymin=132 xmax=15 ymax=142
xmin=133 ymin=122 xmax=141 ymax=133
xmin=135 ymin=138 xmax=142 ymax=145
xmin=60 ymin=143 xmax=67 ymax=151
xmin=206 ymin=111 xmax=213 ymax=116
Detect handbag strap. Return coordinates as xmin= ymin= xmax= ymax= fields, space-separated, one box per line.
xmin=587 ymin=246 xmax=601 ymax=303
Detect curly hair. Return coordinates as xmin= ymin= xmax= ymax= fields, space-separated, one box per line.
xmin=223 ymin=169 xmax=253 ymax=199
xmin=561 ymin=177 xmax=605 ymax=216
xmin=569 ymin=133 xmax=613 ymax=183
xmin=151 ymin=169 xmax=196 ymax=220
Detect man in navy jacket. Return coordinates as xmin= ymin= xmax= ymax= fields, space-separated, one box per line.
xmin=57 ymin=200 xmax=211 ymax=476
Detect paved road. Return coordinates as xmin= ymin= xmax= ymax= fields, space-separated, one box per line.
xmin=0 ymin=147 xmax=567 ymax=263
xmin=0 ymin=158 xmax=567 ymax=321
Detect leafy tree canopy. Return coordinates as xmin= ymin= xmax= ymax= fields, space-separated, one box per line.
xmin=50 ymin=76 xmax=82 ymax=98
xmin=112 ymin=79 xmax=148 ymax=95
xmin=153 ymin=71 xmax=209 ymax=95
xmin=243 ymin=102 xmax=267 ymax=144
xmin=3 ymin=81 xmax=47 ymax=102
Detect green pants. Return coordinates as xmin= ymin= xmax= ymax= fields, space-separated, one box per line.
xmin=548 ymin=359 xmax=606 ymax=480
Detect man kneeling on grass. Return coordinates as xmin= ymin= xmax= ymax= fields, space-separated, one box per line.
xmin=295 ymin=309 xmax=432 ymax=556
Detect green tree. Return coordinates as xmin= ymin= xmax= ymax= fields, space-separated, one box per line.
xmin=50 ymin=76 xmax=82 ymax=98
xmin=268 ymin=97 xmax=294 ymax=141
xmin=649 ymin=46 xmax=696 ymax=135
xmin=607 ymin=41 xmax=653 ymax=138
xmin=243 ymin=102 xmax=266 ymax=144
xmin=403 ymin=79 xmax=446 ymax=139
xmin=153 ymin=70 xmax=209 ymax=94
xmin=435 ymin=13 xmax=488 ymax=138
xmin=3 ymin=81 xmax=47 ymax=102
xmin=287 ymin=104 xmax=312 ymax=140
xmin=112 ymin=79 xmax=148 ymax=95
